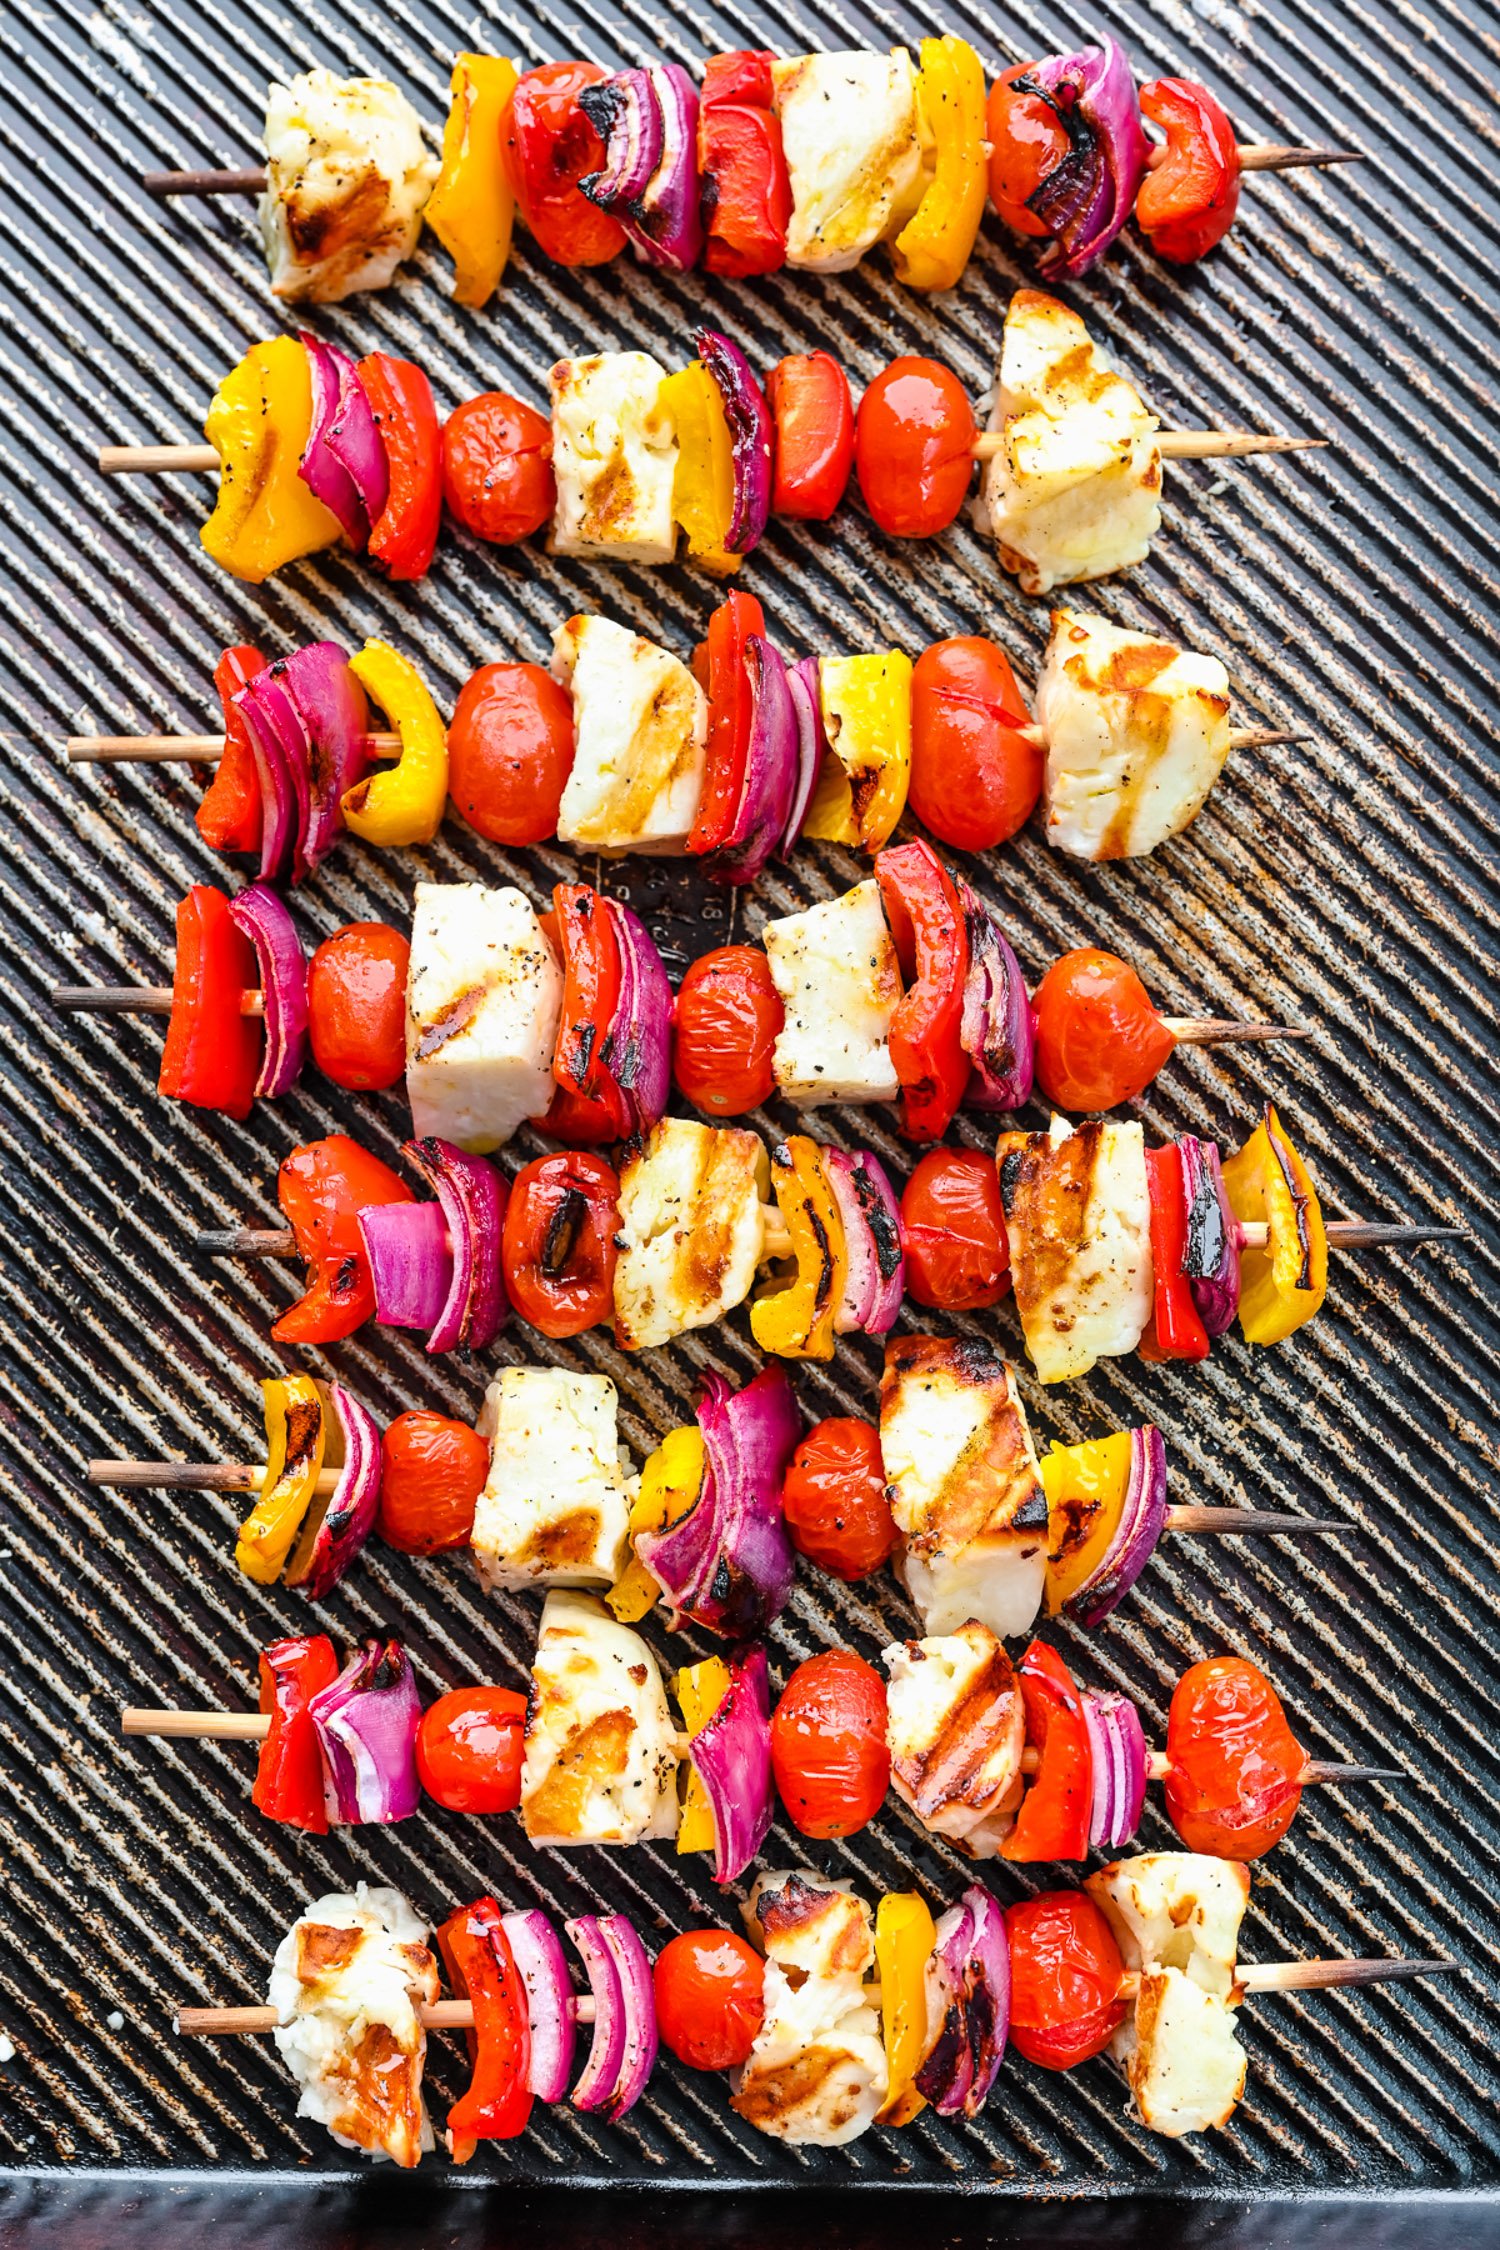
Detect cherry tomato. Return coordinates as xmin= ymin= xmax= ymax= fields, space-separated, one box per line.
xmin=854 ymin=359 xmax=976 ymax=539
xmin=654 ymin=1930 xmax=766 ymax=2071
xmin=1005 ymin=1893 xmax=1128 ymax=2069
xmin=1165 ymin=1657 xmax=1305 ymax=1861
xmin=442 ymin=394 xmax=556 ymax=546
xmin=987 ymin=66 xmax=1072 ymax=237
xmin=766 ymin=352 xmax=855 ymax=520
xmin=1136 ymin=80 xmax=1241 ymax=265
xmin=910 ymin=637 xmax=1042 ymax=851
xmin=307 ymin=922 xmax=409 ymax=1091
xmin=771 ymin=1650 xmax=890 ymax=1840
xmin=501 ymin=1153 xmax=619 ymax=1339
xmin=672 ymin=946 xmax=783 ymax=1116
xmin=1031 ymin=949 xmax=1176 ymax=1112
xmin=782 ymin=1418 xmax=896 ymax=1581
xmin=900 ymin=1148 xmax=1011 ymax=1310
xmin=447 ymin=663 xmax=575 ymax=846
xmin=377 ymin=1411 xmax=489 ymax=1556
xmin=501 ymin=62 xmax=626 ymax=267
xmin=417 ymin=1686 xmax=527 ymax=1815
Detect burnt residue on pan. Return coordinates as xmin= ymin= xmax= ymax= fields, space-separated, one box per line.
xmin=0 ymin=0 xmax=1497 ymax=2199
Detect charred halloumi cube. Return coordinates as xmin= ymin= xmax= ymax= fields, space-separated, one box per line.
xmin=772 ymin=50 xmax=928 ymax=272
xmin=1038 ymin=611 xmax=1233 ymax=860
xmin=267 ymin=1884 xmax=440 ymax=2168
xmin=1108 ymin=1966 xmax=1248 ymax=2137
xmin=613 ymin=1118 xmax=772 ymax=1350
xmin=259 ymin=71 xmax=438 ymax=303
xmin=982 ymin=291 xmax=1163 ymax=595
xmin=1086 ymin=1853 xmax=1250 ymax=1998
xmin=880 ymin=1336 xmax=1050 ymax=1641
xmin=550 ymin=353 xmax=679 ymax=564
xmin=520 ymin=1591 xmax=679 ymax=1848
xmin=732 ymin=1872 xmax=886 ymax=2146
xmin=882 ymin=1621 xmax=1026 ymax=1856
xmin=471 ymin=1368 xmax=634 ymax=1595
xmin=405 ymin=881 xmax=561 ymax=1152
xmin=1000 ymin=1116 xmax=1154 ymax=1383
xmin=551 ymin=614 xmax=706 ymax=854
xmin=762 ymin=879 xmax=902 ymax=1106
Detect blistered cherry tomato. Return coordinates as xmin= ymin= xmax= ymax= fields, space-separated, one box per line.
xmin=1032 ymin=948 xmax=1176 ymax=1112
xmin=501 ymin=62 xmax=627 ymax=267
xmin=910 ymin=637 xmax=1042 ymax=850
xmin=1006 ymin=1892 xmax=1128 ymax=2069
xmin=307 ymin=922 xmax=409 ymax=1091
xmin=442 ymin=394 xmax=556 ymax=546
xmin=987 ymin=66 xmax=1072 ymax=237
xmin=766 ymin=352 xmax=856 ymax=520
xmin=854 ymin=359 xmax=976 ymax=538
xmin=782 ymin=1418 xmax=896 ymax=1581
xmin=1164 ymin=1657 xmax=1305 ymax=1860
xmin=417 ymin=1685 xmax=527 ymax=1814
xmin=448 ymin=663 xmax=575 ymax=845
xmin=377 ymin=1411 xmax=489 ymax=1556
xmin=900 ymin=1148 xmax=1011 ymax=1310
xmin=672 ymin=946 xmax=784 ymax=1116
xmin=501 ymin=1153 xmax=619 ymax=1339
xmin=771 ymin=1650 xmax=890 ymax=1840
xmin=654 ymin=1930 xmax=766 ymax=2070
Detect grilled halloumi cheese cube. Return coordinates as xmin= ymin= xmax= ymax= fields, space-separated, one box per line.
xmin=880 ymin=1336 xmax=1050 ymax=1641
xmin=552 ymin=614 xmax=706 ymax=854
xmin=521 ymin=1591 xmax=679 ymax=1848
xmin=1108 ymin=1966 xmax=1248 ymax=2138
xmin=772 ymin=50 xmax=929 ymax=272
xmin=1002 ymin=1115 xmax=1153 ymax=1383
xmin=613 ymin=1118 xmax=772 ymax=1350
xmin=883 ymin=1621 xmax=1026 ymax=1856
xmin=732 ymin=1872 xmax=886 ymax=2146
xmin=1086 ymin=1853 xmax=1250 ymax=1999
xmin=268 ymin=1884 xmax=440 ymax=2168
xmin=405 ymin=882 xmax=562 ymax=1152
xmin=471 ymin=1368 xmax=634 ymax=1595
xmin=550 ymin=354 xmax=679 ymax=564
xmin=1086 ymin=1854 xmax=1250 ymax=2137
xmin=763 ymin=879 xmax=902 ymax=1106
xmin=259 ymin=71 xmax=438 ymax=303
xmin=1038 ymin=611 xmax=1233 ymax=860
xmin=982 ymin=292 xmax=1163 ymax=595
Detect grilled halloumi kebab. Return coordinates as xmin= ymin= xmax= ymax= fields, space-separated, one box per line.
xmin=731 ymin=1873 xmax=888 ymax=2144
xmin=520 ymin=1590 xmax=680 ymax=1848
xmin=267 ymin=1884 xmax=441 ymax=2168
xmin=260 ymin=71 xmax=438 ymax=304
xmin=1000 ymin=1116 xmax=1155 ymax=1384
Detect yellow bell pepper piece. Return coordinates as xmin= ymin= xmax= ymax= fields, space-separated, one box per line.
xmin=802 ymin=653 xmax=912 ymax=851
xmin=750 ymin=1137 xmax=847 ymax=1362
xmin=875 ymin=1892 xmax=936 ymax=2124
xmin=1223 ymin=1102 xmax=1329 ymax=1346
xmin=674 ymin=1656 xmax=732 ymax=1856
xmin=1039 ymin=1432 xmax=1134 ymax=1616
xmin=606 ymin=1424 xmax=706 ymax=1623
xmin=660 ymin=361 xmax=740 ymax=575
xmin=893 ymin=39 xmax=988 ymax=292
xmin=235 ymin=1375 xmax=326 ymax=1585
xmin=201 ymin=337 xmax=343 ymax=584
xmin=425 ymin=54 xmax=519 ymax=308
xmin=340 ymin=640 xmax=448 ymax=846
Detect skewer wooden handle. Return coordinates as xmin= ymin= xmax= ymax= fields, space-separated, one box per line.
xmin=67 ymin=731 xmax=400 ymax=763
xmin=51 ymin=986 xmax=262 ymax=1017
xmin=1235 ymin=144 xmax=1362 ymax=173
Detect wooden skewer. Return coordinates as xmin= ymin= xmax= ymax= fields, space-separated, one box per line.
xmin=1235 ymin=144 xmax=1362 ymax=174
xmin=1014 ymin=724 xmax=1304 ymax=755
xmin=67 ymin=731 xmax=401 ymax=764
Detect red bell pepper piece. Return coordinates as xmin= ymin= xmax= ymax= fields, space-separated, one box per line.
xmin=766 ymin=353 xmax=855 ymax=520
xmin=435 ymin=1895 xmax=533 ymax=2158
xmin=359 ymin=354 xmax=442 ymax=582
xmin=158 ymin=885 xmax=262 ymax=1118
xmin=689 ymin=590 xmax=767 ymax=856
xmin=545 ymin=887 xmax=631 ymax=1141
xmin=1139 ymin=1143 xmax=1211 ymax=1363
xmin=1001 ymin=1640 xmax=1092 ymax=1863
xmin=699 ymin=52 xmax=791 ymax=278
xmin=274 ymin=1135 xmax=415 ymax=1345
xmin=874 ymin=841 xmax=970 ymax=1142
xmin=1136 ymin=80 xmax=1241 ymax=264
xmin=197 ymin=645 xmax=267 ymax=855
xmin=252 ymin=1635 xmax=339 ymax=1832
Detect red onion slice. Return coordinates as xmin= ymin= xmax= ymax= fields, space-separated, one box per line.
xmin=1025 ymin=38 xmax=1149 ymax=278
xmin=298 ymin=336 xmax=388 ymax=546
xmin=597 ymin=1917 xmax=657 ymax=2118
xmin=697 ymin=330 xmax=772 ymax=555
xmin=501 ymin=1909 xmax=576 ymax=2104
xmin=358 ymin=1202 xmax=453 ymax=1332
xmin=687 ymin=1645 xmax=773 ymax=1883
xmin=825 ymin=1150 xmax=879 ymax=1333
xmin=853 ymin=1151 xmax=904 ymax=1332
xmin=581 ymin=66 xmax=701 ymax=271
xmin=567 ymin=1915 xmax=626 ymax=2114
xmin=956 ymin=878 xmax=1035 ymax=1112
xmin=601 ymin=902 xmax=672 ymax=1135
xmin=712 ymin=636 xmax=799 ymax=885
xmin=1180 ymin=1135 xmax=1242 ymax=1337
xmin=1068 ymin=1425 xmax=1169 ymax=1627
xmin=1082 ymin=1689 xmax=1148 ymax=1850
xmin=579 ymin=69 xmax=664 ymax=207
xmin=401 ymin=1138 xmax=508 ymax=1355
xmin=226 ymin=883 xmax=307 ymax=1097
xmin=233 ymin=668 xmax=307 ymax=884
xmin=279 ymin=640 xmax=370 ymax=881
xmin=781 ymin=657 xmax=825 ymax=856
xmin=915 ymin=1885 xmax=1009 ymax=2118
xmin=638 ymin=1367 xmax=800 ymax=1637
xmin=308 ymin=1638 xmax=421 ymax=1825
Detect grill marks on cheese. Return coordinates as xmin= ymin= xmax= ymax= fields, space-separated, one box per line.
xmin=521 ymin=1591 xmax=679 ymax=1847
xmin=613 ymin=1118 xmax=771 ymax=1349
xmin=1004 ymin=1118 xmax=1154 ymax=1383
xmin=260 ymin=70 xmax=438 ymax=303
xmin=771 ymin=51 xmax=929 ymax=272
xmin=550 ymin=354 xmax=679 ymax=564
xmin=404 ymin=882 xmax=562 ymax=1152
xmin=732 ymin=1874 xmax=887 ymax=2145
xmin=471 ymin=1368 xmax=633 ymax=1594
xmin=883 ymin=1621 xmax=1026 ymax=1856
xmin=551 ymin=614 xmax=706 ymax=853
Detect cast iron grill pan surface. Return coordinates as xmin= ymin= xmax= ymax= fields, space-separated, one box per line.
xmin=0 ymin=0 xmax=1496 ymax=2198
